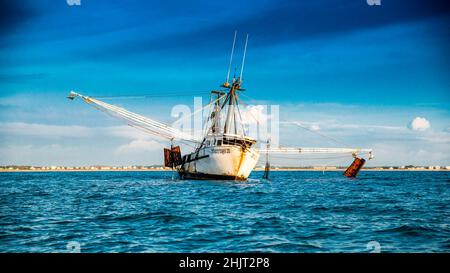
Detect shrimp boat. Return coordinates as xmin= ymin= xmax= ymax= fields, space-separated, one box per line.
xmin=175 ymin=78 xmax=260 ymax=181
xmin=68 ymin=33 xmax=373 ymax=180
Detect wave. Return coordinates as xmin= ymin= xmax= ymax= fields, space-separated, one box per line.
xmin=95 ymin=211 xmax=189 ymax=224
xmin=376 ymin=224 xmax=438 ymax=237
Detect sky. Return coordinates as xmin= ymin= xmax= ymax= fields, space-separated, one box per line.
xmin=0 ymin=0 xmax=449 ymax=167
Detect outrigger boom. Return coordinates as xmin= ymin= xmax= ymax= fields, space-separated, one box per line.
xmin=68 ymin=91 xmax=200 ymax=143
xmin=258 ymin=147 xmax=373 ymax=156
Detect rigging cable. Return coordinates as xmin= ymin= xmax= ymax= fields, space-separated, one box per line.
xmin=71 ymin=92 xmax=201 ymax=144
xmin=94 ymin=91 xmax=212 ymax=100
xmin=239 ymin=92 xmax=351 ymax=148
xmin=283 ymin=121 xmax=350 ymax=148
xmin=173 ymin=92 xmax=228 ymax=142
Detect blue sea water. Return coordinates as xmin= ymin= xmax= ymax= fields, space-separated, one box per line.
xmin=0 ymin=171 xmax=449 ymax=253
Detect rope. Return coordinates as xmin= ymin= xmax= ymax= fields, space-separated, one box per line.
xmin=236 ymin=97 xmax=262 ymax=127
xmin=174 ymin=93 xmax=227 ymax=126
xmin=283 ymin=121 xmax=350 ymax=148
xmin=95 ymin=91 xmax=211 ymax=100
xmin=86 ymin=96 xmax=200 ymax=143
xmin=239 ymin=93 xmax=350 ymax=148
xmin=235 ymin=93 xmax=248 ymax=136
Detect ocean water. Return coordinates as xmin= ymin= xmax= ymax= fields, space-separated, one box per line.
xmin=0 ymin=171 xmax=449 ymax=253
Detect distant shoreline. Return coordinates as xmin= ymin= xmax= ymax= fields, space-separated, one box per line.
xmin=1 ymin=169 xmax=448 ymax=173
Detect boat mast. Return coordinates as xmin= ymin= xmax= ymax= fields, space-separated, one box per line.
xmin=210 ymin=91 xmax=224 ymax=134
xmin=224 ymin=83 xmax=237 ymax=134
xmin=225 ymin=31 xmax=237 ymax=87
xmin=239 ymin=34 xmax=248 ymax=81
xmin=223 ymin=33 xmax=248 ymax=136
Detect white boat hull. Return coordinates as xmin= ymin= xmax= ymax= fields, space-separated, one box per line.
xmin=177 ymin=145 xmax=260 ymax=181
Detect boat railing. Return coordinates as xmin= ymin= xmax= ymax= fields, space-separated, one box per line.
xmin=204 ymin=134 xmax=256 ymax=149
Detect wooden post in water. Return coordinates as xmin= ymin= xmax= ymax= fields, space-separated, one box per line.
xmin=263 ymin=139 xmax=270 ymax=179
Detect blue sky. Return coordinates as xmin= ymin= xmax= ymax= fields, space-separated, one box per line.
xmin=0 ymin=0 xmax=449 ymax=166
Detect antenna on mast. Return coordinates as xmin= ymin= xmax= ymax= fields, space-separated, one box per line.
xmin=239 ymin=34 xmax=249 ymax=83
xmin=224 ymin=30 xmax=237 ymax=87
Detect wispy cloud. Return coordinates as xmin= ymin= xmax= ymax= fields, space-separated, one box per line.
xmin=0 ymin=122 xmax=93 ymax=138
xmin=0 ymin=122 xmax=161 ymax=141
xmin=115 ymin=139 xmax=164 ymax=154
xmin=283 ymin=120 xmax=405 ymax=132
xmin=327 ymin=123 xmax=405 ymax=131
xmin=0 ymin=122 xmax=168 ymax=165
xmin=416 ymin=131 xmax=450 ymax=143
